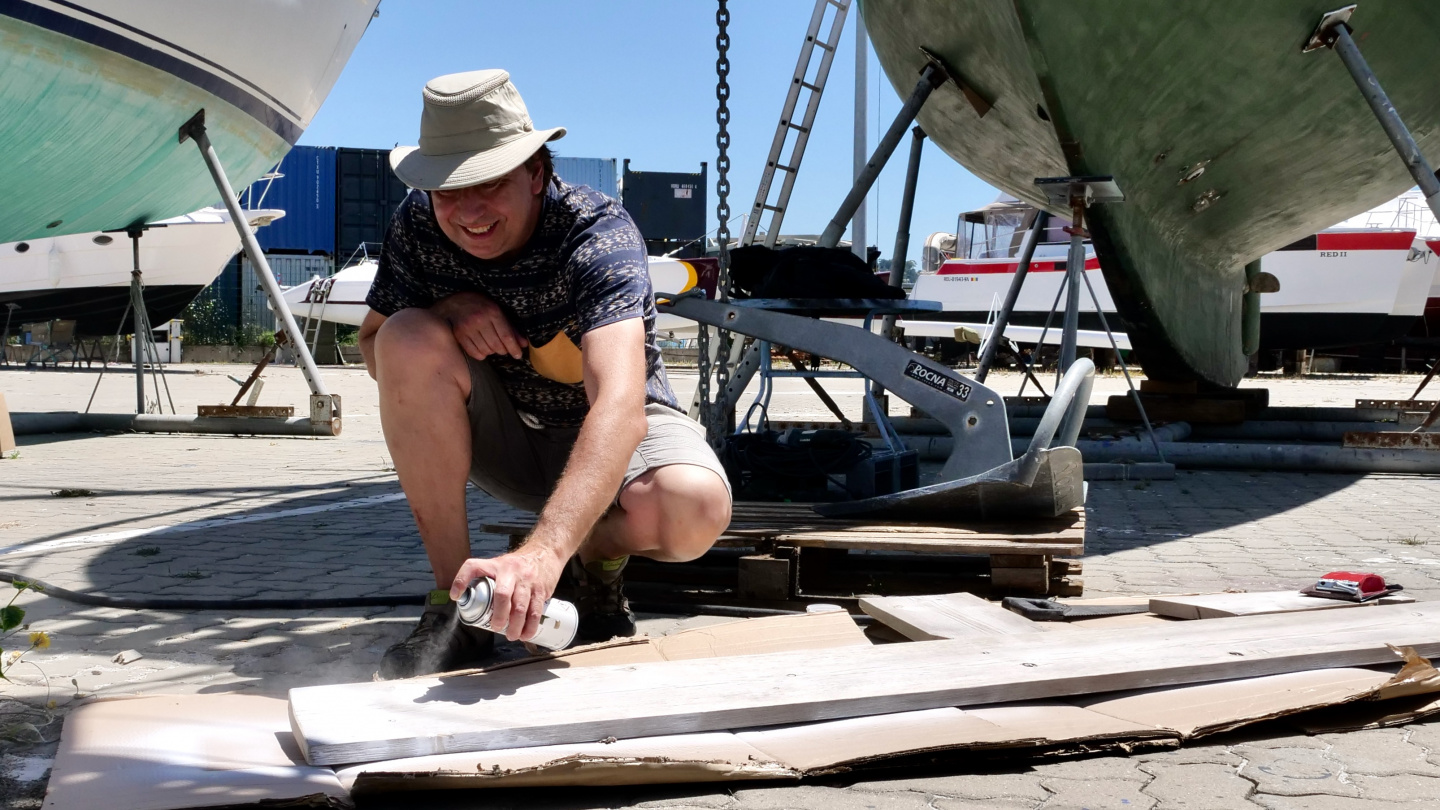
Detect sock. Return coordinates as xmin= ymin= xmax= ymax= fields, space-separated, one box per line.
xmin=585 ymin=555 xmax=629 ymax=584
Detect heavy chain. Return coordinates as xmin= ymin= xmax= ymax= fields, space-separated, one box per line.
xmin=701 ymin=0 xmax=733 ymax=444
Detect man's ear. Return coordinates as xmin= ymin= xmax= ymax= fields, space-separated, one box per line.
xmin=528 ymin=159 xmax=545 ymax=196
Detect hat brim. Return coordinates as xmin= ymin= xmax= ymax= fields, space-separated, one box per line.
xmin=389 ymin=126 xmax=566 ymax=191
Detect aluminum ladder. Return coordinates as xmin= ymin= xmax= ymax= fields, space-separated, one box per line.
xmin=740 ymin=0 xmax=851 ymax=249
xmin=692 ymin=0 xmax=852 ymax=421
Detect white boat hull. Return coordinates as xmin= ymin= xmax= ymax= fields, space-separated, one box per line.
xmin=904 ymin=229 xmax=1423 ymax=353
xmin=0 ymin=208 xmax=281 ymax=336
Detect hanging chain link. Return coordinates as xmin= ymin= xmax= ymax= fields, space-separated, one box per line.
xmin=701 ymin=0 xmax=733 ymax=444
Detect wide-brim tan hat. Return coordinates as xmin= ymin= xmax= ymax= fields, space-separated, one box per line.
xmin=390 ymin=69 xmax=565 ymax=191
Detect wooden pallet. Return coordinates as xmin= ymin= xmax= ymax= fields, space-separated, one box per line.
xmin=483 ymin=501 xmax=1084 ymax=602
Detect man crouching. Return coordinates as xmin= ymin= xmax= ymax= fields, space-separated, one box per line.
xmin=358 ymin=69 xmax=732 ymax=679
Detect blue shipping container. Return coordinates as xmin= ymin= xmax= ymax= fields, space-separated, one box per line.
xmin=243 ymin=145 xmax=337 ymax=255
xmin=554 ymin=156 xmax=617 ymax=197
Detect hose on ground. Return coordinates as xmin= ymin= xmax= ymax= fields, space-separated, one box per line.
xmin=0 ymin=571 xmax=859 ymax=620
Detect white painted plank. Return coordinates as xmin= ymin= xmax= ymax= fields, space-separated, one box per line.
xmin=289 ymin=603 xmax=1440 ymax=766
xmin=859 ymin=593 xmax=1046 ymax=640
xmin=1150 ymin=591 xmax=1415 ymax=620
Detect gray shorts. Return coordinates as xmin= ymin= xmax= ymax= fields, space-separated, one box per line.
xmin=465 ymin=357 xmax=730 ymax=513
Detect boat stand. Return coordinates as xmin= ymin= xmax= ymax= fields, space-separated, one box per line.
xmin=1309 ymin=6 xmax=1440 ymax=435
xmin=999 ymin=177 xmax=1165 ymax=461
xmin=179 ymin=110 xmax=341 ymax=436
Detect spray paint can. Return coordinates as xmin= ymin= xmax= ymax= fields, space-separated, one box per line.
xmin=456 ymin=577 xmax=579 ymax=651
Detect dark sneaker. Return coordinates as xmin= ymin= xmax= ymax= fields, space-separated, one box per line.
xmin=377 ymin=590 xmax=495 ymax=680
xmin=571 ymin=556 xmax=636 ymax=642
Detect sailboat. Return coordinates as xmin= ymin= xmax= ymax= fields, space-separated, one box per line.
xmin=862 ymin=1 xmax=1440 ymax=386
xmin=0 ymin=0 xmax=379 ymax=244
xmin=0 ymin=207 xmax=282 ymax=337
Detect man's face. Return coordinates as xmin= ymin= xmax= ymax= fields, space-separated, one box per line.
xmin=431 ymin=160 xmax=545 ymax=261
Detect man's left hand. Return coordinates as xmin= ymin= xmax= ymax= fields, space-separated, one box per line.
xmin=448 ymin=545 xmax=567 ymax=642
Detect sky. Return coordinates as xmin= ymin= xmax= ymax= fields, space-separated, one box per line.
xmin=300 ymin=0 xmax=1002 ymax=267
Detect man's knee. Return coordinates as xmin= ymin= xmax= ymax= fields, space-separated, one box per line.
xmin=374 ymin=309 xmax=465 ymax=382
xmin=622 ymin=465 xmax=731 ymax=562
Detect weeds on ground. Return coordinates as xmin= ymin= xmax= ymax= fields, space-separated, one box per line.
xmin=172 ymin=570 xmax=208 ymax=580
xmin=0 ymin=580 xmax=50 ymax=690
xmin=132 ymin=546 xmax=161 ymax=557
xmin=1 ymin=451 xmax=18 ymax=460
xmin=1398 ymin=535 xmax=1428 ymax=547
xmin=50 ymin=489 xmax=95 ymax=498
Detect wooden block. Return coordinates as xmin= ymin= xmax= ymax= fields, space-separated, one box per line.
xmin=990 ymin=567 xmax=1049 ymax=592
xmin=1140 ymin=380 xmax=1197 ymax=395
xmin=738 ymin=554 xmax=792 ymax=601
xmin=1107 ymin=394 xmax=1246 ymax=424
xmin=990 ymin=554 xmax=1048 ymax=569
xmin=1052 ymin=578 xmax=1085 ymax=597
xmin=1054 ymin=560 xmax=1083 ymax=576
xmin=1342 ymin=431 xmax=1440 ymax=450
xmin=1149 ymin=591 xmax=1416 ymax=620
xmin=0 ymin=392 xmax=14 ymax=454
xmin=288 ymin=603 xmax=1440 ymax=765
xmin=859 ymin=592 xmax=1045 ymax=640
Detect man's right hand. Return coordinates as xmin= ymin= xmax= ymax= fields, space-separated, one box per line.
xmin=432 ymin=291 xmax=528 ymax=360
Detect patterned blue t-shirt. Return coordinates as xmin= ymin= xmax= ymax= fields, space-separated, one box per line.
xmin=366 ymin=180 xmax=680 ymax=429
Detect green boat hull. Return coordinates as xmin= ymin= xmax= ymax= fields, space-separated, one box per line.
xmin=863 ymin=1 xmax=1440 ymax=386
xmin=0 ymin=14 xmax=288 ymax=243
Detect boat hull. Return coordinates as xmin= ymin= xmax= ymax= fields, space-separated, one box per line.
xmin=0 ymin=207 xmax=278 ymax=335
xmin=1 ymin=283 xmax=204 ymax=337
xmin=906 ymin=228 xmax=1424 ymax=353
xmin=862 ymin=0 xmax=1440 ymax=386
xmin=0 ymin=1 xmax=376 ymax=243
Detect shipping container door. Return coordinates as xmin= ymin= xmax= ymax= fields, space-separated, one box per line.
xmin=335 ymin=148 xmax=412 ymax=265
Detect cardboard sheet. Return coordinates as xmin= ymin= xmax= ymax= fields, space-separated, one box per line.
xmin=45 ymin=607 xmax=1440 ymax=804
xmin=43 ymin=694 xmax=348 ymax=810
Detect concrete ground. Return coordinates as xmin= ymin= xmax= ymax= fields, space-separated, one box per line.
xmin=1 ymin=361 xmax=1439 ymax=809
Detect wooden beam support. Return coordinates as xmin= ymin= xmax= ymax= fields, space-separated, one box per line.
xmin=0 ymin=392 xmax=14 ymax=455
xmin=737 ymin=554 xmax=793 ymax=601
xmin=290 ymin=603 xmax=1440 ymax=766
xmin=859 ymin=592 xmax=1045 ymax=640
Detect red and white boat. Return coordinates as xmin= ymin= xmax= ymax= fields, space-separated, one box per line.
xmin=903 ymin=195 xmax=1435 ymax=355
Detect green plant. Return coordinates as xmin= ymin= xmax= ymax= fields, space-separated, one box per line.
xmin=1399 ymin=535 xmax=1427 ymax=546
xmin=51 ymin=488 xmax=96 ymax=498
xmin=0 ymin=580 xmax=49 ymax=682
xmin=133 ymin=546 xmax=162 ymax=557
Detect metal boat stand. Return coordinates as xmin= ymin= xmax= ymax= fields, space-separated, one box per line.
xmin=20 ymin=111 xmax=344 ymax=439
xmin=1000 ymin=177 xmax=1165 ymax=461
xmin=179 ymin=110 xmax=341 ymax=436
xmin=660 ymin=292 xmax=1094 ymax=520
xmin=1309 ymin=6 xmax=1440 ymax=435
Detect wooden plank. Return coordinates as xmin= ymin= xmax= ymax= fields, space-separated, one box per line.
xmin=289 ymin=602 xmax=1440 ymax=766
xmin=991 ymin=567 xmax=1050 ymax=591
xmin=778 ymin=535 xmax=1080 ymax=555
xmin=1342 ymin=431 xmax=1440 ymax=450
xmin=0 ymin=392 xmax=14 ymax=454
xmin=859 ymin=593 xmax=1045 ymax=640
xmin=1149 ymin=591 xmax=1416 ymax=620
xmin=1106 ymin=394 xmax=1246 ymax=424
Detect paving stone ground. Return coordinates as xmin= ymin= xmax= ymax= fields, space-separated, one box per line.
xmin=1 ymin=363 xmax=1438 ymax=808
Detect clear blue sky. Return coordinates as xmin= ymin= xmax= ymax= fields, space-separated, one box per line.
xmin=300 ymin=0 xmax=1001 ymax=267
